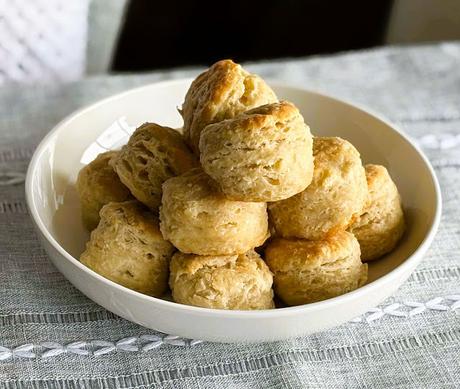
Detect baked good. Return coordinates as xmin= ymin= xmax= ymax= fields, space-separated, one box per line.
xmin=265 ymin=231 xmax=367 ymax=305
xmin=181 ymin=59 xmax=278 ymax=154
xmin=199 ymin=101 xmax=314 ymax=201
xmin=160 ymin=168 xmax=269 ymax=255
xmin=350 ymin=164 xmax=405 ymax=261
xmin=269 ymin=137 xmax=367 ymax=240
xmin=80 ymin=201 xmax=175 ymax=296
xmin=110 ymin=123 xmax=198 ymax=212
xmin=169 ymin=250 xmax=274 ymax=309
xmin=76 ymin=151 xmax=131 ymax=230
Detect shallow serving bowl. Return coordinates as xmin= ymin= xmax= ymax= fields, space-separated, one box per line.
xmin=25 ymin=79 xmax=441 ymax=343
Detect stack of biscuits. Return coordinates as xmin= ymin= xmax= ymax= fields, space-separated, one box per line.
xmin=78 ymin=59 xmax=405 ymax=310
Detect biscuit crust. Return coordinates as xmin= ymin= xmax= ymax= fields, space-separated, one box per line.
xmin=181 ymin=59 xmax=278 ymax=154
xmin=80 ymin=201 xmax=175 ymax=296
xmin=160 ymin=168 xmax=269 ymax=255
xmin=200 ymin=101 xmax=314 ymax=201
xmin=265 ymin=231 xmax=367 ymax=305
xmin=269 ymin=137 xmax=367 ymax=240
xmin=110 ymin=123 xmax=198 ymax=212
xmin=169 ymin=250 xmax=274 ymax=309
xmin=350 ymin=164 xmax=405 ymax=261
xmin=76 ymin=151 xmax=131 ymax=230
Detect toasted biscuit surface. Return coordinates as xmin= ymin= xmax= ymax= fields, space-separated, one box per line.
xmin=200 ymin=101 xmax=314 ymax=201
xmin=265 ymin=231 xmax=367 ymax=305
xmin=80 ymin=201 xmax=175 ymax=296
xmin=350 ymin=164 xmax=405 ymax=261
xmin=181 ymin=59 xmax=278 ymax=154
xmin=76 ymin=151 xmax=131 ymax=230
xmin=169 ymin=250 xmax=274 ymax=309
xmin=160 ymin=168 xmax=269 ymax=255
xmin=269 ymin=137 xmax=367 ymax=240
xmin=110 ymin=123 xmax=198 ymax=212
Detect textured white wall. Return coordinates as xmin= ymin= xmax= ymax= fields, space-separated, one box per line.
xmin=0 ymin=0 xmax=89 ymax=84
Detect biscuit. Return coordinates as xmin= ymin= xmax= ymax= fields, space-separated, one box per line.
xmin=350 ymin=164 xmax=405 ymax=261
xmin=76 ymin=151 xmax=131 ymax=230
xmin=265 ymin=231 xmax=367 ymax=305
xmin=80 ymin=201 xmax=175 ymax=296
xmin=110 ymin=123 xmax=198 ymax=212
xmin=199 ymin=101 xmax=314 ymax=201
xmin=269 ymin=137 xmax=367 ymax=240
xmin=169 ymin=250 xmax=274 ymax=310
xmin=181 ymin=59 xmax=278 ymax=154
xmin=160 ymin=168 xmax=269 ymax=255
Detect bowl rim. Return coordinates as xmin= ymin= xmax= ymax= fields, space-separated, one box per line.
xmin=25 ymin=78 xmax=442 ymax=319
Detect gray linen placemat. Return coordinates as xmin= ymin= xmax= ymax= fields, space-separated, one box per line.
xmin=0 ymin=43 xmax=459 ymax=388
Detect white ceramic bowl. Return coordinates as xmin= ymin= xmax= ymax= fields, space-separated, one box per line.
xmin=26 ymin=80 xmax=441 ymax=343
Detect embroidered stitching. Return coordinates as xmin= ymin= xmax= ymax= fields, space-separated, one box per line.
xmin=0 ymin=171 xmax=26 ymax=186
xmin=0 ymin=295 xmax=458 ymax=360
xmin=415 ymin=133 xmax=460 ymax=149
xmin=351 ymin=295 xmax=460 ymax=323
xmin=0 ymin=335 xmax=203 ymax=361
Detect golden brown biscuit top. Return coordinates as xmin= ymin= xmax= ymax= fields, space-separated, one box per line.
xmin=130 ymin=123 xmax=183 ymax=148
xmin=184 ymin=60 xmax=246 ymax=121
xmin=310 ymin=137 xmax=363 ymax=186
xmin=365 ymin=164 xmax=394 ymax=194
xmin=365 ymin=164 xmax=386 ymax=183
xmin=220 ymin=100 xmax=300 ymax=135
xmin=162 ymin=168 xmax=222 ymax=201
xmin=181 ymin=59 xmax=278 ymax=154
xmin=199 ymin=101 xmax=307 ymax=151
xmin=78 ymin=151 xmax=124 ymax=190
xmin=355 ymin=164 xmax=402 ymax=225
xmin=244 ymin=100 xmax=298 ymax=120
xmin=171 ymin=252 xmax=238 ymax=275
xmin=313 ymin=137 xmax=360 ymax=169
xmin=171 ymin=250 xmax=268 ymax=276
xmin=122 ymin=122 xmax=198 ymax=174
xmin=364 ymin=164 xmax=393 ymax=208
xmin=265 ymin=231 xmax=359 ymax=271
xmin=100 ymin=200 xmax=163 ymax=241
